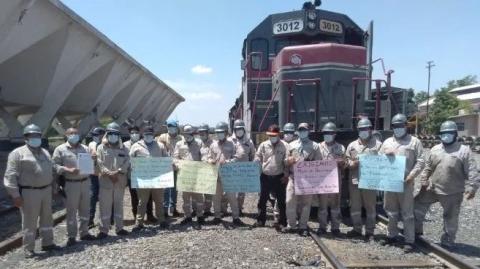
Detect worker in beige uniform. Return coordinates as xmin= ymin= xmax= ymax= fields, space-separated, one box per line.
xmin=88 ymin=126 xmax=105 ymax=228
xmin=124 ymin=126 xmax=155 ymax=223
xmin=3 ymin=124 xmax=61 ymax=258
xmin=208 ymin=121 xmax=244 ymax=226
xmin=96 ymin=122 xmax=130 ymax=239
xmin=52 ymin=128 xmax=96 ymax=246
xmin=130 ymin=126 xmax=169 ymax=231
xmin=254 ymin=124 xmax=289 ymax=229
xmin=283 ymin=123 xmax=322 ymax=236
xmin=174 ymin=124 xmax=205 ymax=225
xmin=345 ymin=118 xmax=382 ymax=240
xmin=198 ymin=123 xmax=214 ymax=216
xmin=317 ymin=122 xmax=346 ymax=236
xmin=380 ymin=114 xmax=424 ymax=253
xmin=415 ymin=121 xmax=479 ymax=248
xmin=157 ymin=119 xmax=183 ymax=217
xmin=230 ymin=119 xmax=256 ymax=216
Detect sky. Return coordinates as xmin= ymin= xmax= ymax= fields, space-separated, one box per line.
xmin=62 ymin=0 xmax=480 ymax=126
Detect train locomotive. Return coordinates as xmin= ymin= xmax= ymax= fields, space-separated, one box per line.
xmin=229 ymin=1 xmax=399 ymax=144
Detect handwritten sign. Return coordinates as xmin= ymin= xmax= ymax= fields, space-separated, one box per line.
xmin=219 ymin=162 xmax=260 ymax=193
xmin=359 ymin=155 xmax=406 ymax=193
xmin=177 ymin=160 xmax=218 ymax=194
xmin=293 ymin=160 xmax=339 ymax=195
xmin=77 ymin=153 xmax=94 ymax=175
xmin=131 ymin=157 xmax=174 ymax=189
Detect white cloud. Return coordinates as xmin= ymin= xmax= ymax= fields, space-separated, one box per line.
xmin=191 ymin=64 xmax=213 ymax=75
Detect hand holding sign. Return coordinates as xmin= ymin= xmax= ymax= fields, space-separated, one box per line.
xmin=219 ymin=162 xmax=260 ymax=193
xmin=359 ymin=155 xmax=406 ymax=192
xmin=293 ymin=160 xmax=339 ymax=195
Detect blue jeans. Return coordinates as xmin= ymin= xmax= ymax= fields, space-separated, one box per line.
xmin=164 ymin=171 xmax=177 ymax=210
xmin=89 ymin=175 xmax=99 ymax=221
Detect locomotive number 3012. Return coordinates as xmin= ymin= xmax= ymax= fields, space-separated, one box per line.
xmin=273 ymin=19 xmax=304 ymax=35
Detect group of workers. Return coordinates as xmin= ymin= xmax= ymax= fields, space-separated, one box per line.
xmin=3 ymin=113 xmax=479 ymax=258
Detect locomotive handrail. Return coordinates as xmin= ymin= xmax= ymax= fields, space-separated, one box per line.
xmin=247 ymin=51 xmax=264 ymax=131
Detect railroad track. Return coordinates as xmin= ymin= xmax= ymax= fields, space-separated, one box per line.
xmin=308 ymin=217 xmax=479 ymax=269
xmin=0 ymin=209 xmax=67 ymax=256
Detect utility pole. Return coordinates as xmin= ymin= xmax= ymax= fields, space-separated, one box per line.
xmin=425 ymin=61 xmax=435 ymax=120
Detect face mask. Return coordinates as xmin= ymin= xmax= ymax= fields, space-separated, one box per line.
xmin=130 ymin=133 xmax=140 ymax=142
xmin=144 ymin=135 xmax=154 ymax=144
xmin=324 ymin=134 xmax=334 ymax=143
xmin=216 ymin=132 xmax=225 ymax=141
xmin=67 ymin=134 xmax=80 ymax=145
xmin=298 ymin=131 xmax=309 ymax=140
xmin=185 ymin=135 xmax=194 ymax=143
xmin=235 ymin=129 xmax=245 ymax=138
xmin=359 ymin=131 xmax=370 ymax=140
xmin=167 ymin=127 xmax=177 ymax=135
xmin=284 ymin=133 xmax=294 ymax=142
xmin=441 ymin=133 xmax=455 ymax=144
xmin=107 ymin=134 xmax=119 ymax=144
xmin=393 ymin=128 xmax=406 ymax=138
xmin=93 ymin=136 xmax=101 ymax=144
xmin=200 ymin=134 xmax=208 ymax=142
xmin=269 ymin=136 xmax=279 ymax=144
xmin=26 ymin=138 xmax=42 ymax=148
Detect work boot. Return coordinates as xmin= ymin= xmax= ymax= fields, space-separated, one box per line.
xmin=180 ymin=217 xmax=193 ymax=225
xmin=281 ymin=226 xmax=296 ymax=233
xmin=331 ymin=229 xmax=341 ymax=236
xmin=211 ymin=218 xmax=222 ymax=225
xmin=364 ymin=233 xmax=374 ymax=241
xmin=204 ymin=210 xmax=212 ymax=217
xmin=239 ymin=209 xmax=244 ymax=217
xmin=197 ymin=216 xmax=206 ymax=225
xmin=132 ymin=224 xmax=145 ymax=232
xmin=66 ymin=237 xmax=76 ymax=247
xmin=232 ymin=218 xmax=245 ymax=226
xmin=88 ymin=218 xmax=95 ymax=229
xmin=41 ymin=244 xmax=62 ymax=252
xmin=80 ymin=234 xmax=96 ymax=241
xmin=96 ymin=232 xmax=108 ymax=240
xmin=252 ymin=220 xmax=265 ymax=228
xmin=116 ymin=229 xmax=129 ymax=236
xmin=379 ymin=237 xmax=397 ymax=246
xmin=24 ymin=249 xmax=36 ymax=259
xmin=299 ymin=229 xmax=309 ymax=237
xmin=191 ymin=210 xmax=197 ymax=218
xmin=171 ymin=208 xmax=180 ymax=217
xmin=346 ymin=229 xmax=362 ymax=238
xmin=316 ymin=228 xmax=327 ymax=235
xmin=415 ymin=232 xmax=424 ymax=240
xmin=403 ymin=243 xmax=415 ymax=253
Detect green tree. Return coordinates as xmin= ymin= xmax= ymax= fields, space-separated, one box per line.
xmin=424 ymin=75 xmax=477 ymax=133
xmin=413 ymin=91 xmax=429 ymax=105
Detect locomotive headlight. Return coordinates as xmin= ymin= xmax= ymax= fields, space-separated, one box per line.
xmin=307 ymin=10 xmax=317 ymax=20
xmin=307 ymin=22 xmax=316 ymax=30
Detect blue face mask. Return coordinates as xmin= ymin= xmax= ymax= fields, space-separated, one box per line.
xmin=144 ymin=135 xmax=154 ymax=144
xmin=107 ymin=134 xmax=119 ymax=144
xmin=298 ymin=131 xmax=309 ymax=140
xmin=441 ymin=133 xmax=455 ymax=144
xmin=67 ymin=134 xmax=80 ymax=145
xmin=27 ymin=138 xmax=42 ymax=148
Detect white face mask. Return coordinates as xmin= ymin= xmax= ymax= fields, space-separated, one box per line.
xmin=167 ymin=127 xmax=177 ymax=135
xmin=393 ymin=128 xmax=406 ymax=138
xmin=200 ymin=134 xmax=208 ymax=142
xmin=26 ymin=138 xmax=42 ymax=148
xmin=359 ymin=131 xmax=370 ymax=140
xmin=67 ymin=134 xmax=80 ymax=145
xmin=93 ymin=136 xmax=101 ymax=144
xmin=283 ymin=133 xmax=294 ymax=142
xmin=269 ymin=136 xmax=279 ymax=144
xmin=107 ymin=134 xmax=119 ymax=144
xmin=234 ymin=129 xmax=245 ymax=138
xmin=130 ymin=133 xmax=140 ymax=142
xmin=441 ymin=133 xmax=455 ymax=144
xmin=216 ymin=132 xmax=226 ymax=141
xmin=298 ymin=130 xmax=309 ymax=140
xmin=324 ymin=134 xmax=334 ymax=143
xmin=144 ymin=135 xmax=154 ymax=144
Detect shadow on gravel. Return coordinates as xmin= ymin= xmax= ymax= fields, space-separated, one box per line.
xmin=445 ymin=243 xmax=480 ymax=258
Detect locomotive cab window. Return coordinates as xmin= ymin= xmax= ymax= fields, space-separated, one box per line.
xmin=250 ymin=38 xmax=269 ymax=70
